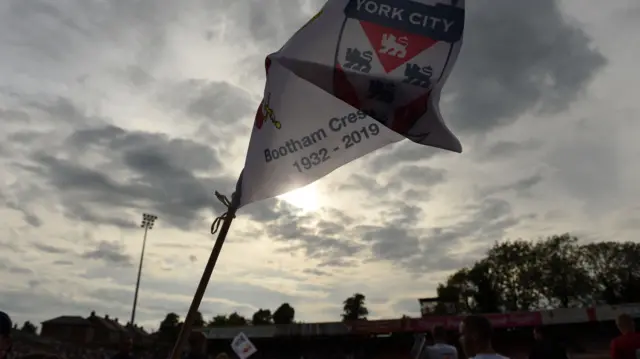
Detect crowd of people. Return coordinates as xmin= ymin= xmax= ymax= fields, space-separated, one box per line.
xmin=2 ymin=310 xmax=640 ymax=359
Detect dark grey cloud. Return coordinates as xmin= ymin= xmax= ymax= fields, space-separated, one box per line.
xmin=32 ymin=243 xmax=69 ymax=254
xmin=447 ymin=0 xmax=606 ymax=133
xmin=230 ymin=0 xmax=319 ymax=49
xmin=82 ymin=241 xmax=133 ymax=266
xmin=333 ymin=166 xmax=442 ymax=203
xmin=335 ymin=173 xmax=404 ymax=198
xmin=12 ymin=122 xmax=235 ymax=230
xmin=1 ymin=0 xmax=187 ymax=72
xmin=53 ymin=260 xmax=75 ymax=266
xmin=479 ymin=173 xmax=545 ymax=198
xmin=255 ymin=196 xmax=524 ymax=275
xmin=26 ymin=97 xmax=102 ymax=126
xmin=477 ymin=140 xmax=543 ymax=162
xmin=0 ymin=261 xmax=34 ymax=276
xmin=396 ymin=165 xmax=447 ymax=187
xmin=0 ymin=108 xmax=30 ymax=122
xmin=302 ymin=268 xmax=333 ymax=277
xmin=158 ymin=80 xmax=256 ymax=150
xmin=1 ymin=199 xmax=42 ymax=228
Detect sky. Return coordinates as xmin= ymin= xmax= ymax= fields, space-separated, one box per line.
xmin=0 ymin=0 xmax=639 ymax=332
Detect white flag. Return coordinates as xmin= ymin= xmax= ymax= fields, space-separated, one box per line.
xmin=230 ymin=332 xmax=257 ymax=359
xmin=239 ymin=0 xmax=465 ymax=207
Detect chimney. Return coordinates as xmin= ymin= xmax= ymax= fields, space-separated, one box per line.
xmin=115 ymin=318 xmax=119 ymax=323
xmin=105 ymin=315 xmax=109 ymax=320
xmin=90 ymin=311 xmax=96 ymax=317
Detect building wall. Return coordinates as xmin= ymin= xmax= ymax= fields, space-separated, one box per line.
xmin=40 ymin=324 xmax=93 ymax=345
xmin=88 ymin=318 xmax=119 ymax=346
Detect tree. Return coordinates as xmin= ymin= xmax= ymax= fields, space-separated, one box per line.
xmin=21 ymin=321 xmax=37 ymax=335
xmin=435 ymin=261 xmax=502 ymax=314
xmin=273 ymin=303 xmax=295 ymax=324
xmin=433 ymin=234 xmax=582 ymax=313
xmin=432 ymin=233 xmax=640 ymax=315
xmin=581 ymin=241 xmax=640 ymax=304
xmin=158 ymin=313 xmax=181 ymax=342
xmin=342 ymin=293 xmax=368 ymax=321
xmin=227 ymin=312 xmax=248 ymax=326
xmin=435 ymin=268 xmax=473 ymax=314
xmin=484 ymin=240 xmax=542 ymax=311
xmin=207 ymin=312 xmax=248 ymax=327
xmin=193 ymin=311 xmax=205 ymax=327
xmin=207 ymin=315 xmax=229 ymax=327
xmin=251 ymin=309 xmax=273 ymax=325
xmin=467 ymin=260 xmax=503 ymax=313
xmin=534 ymin=234 xmax=592 ymax=307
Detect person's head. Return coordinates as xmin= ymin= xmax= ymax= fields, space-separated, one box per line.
xmin=616 ymin=313 xmax=636 ymax=335
xmin=459 ymin=315 xmax=493 ymax=357
xmin=0 ymin=311 xmax=12 ymax=359
xmin=533 ymin=326 xmax=545 ymax=341
xmin=432 ymin=325 xmax=447 ymax=343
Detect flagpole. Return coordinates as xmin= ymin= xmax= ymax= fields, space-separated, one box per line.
xmin=169 ymin=178 xmax=242 ymax=359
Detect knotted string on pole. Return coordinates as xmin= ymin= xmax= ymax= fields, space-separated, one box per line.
xmin=211 ymin=191 xmax=236 ymax=235
xmin=170 ymin=187 xmax=240 ymax=359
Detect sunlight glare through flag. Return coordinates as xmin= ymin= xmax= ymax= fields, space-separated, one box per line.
xmin=278 ymin=183 xmax=322 ymax=212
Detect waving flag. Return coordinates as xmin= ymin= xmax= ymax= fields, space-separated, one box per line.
xmin=239 ymin=0 xmax=465 ymax=207
xmin=230 ymin=332 xmax=257 ymax=359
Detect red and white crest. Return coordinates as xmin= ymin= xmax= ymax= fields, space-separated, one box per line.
xmin=333 ymin=0 xmax=464 ymax=140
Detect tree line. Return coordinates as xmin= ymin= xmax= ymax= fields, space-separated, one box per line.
xmin=157 ymin=295 xmax=373 ymax=341
xmin=158 ymin=303 xmax=294 ymax=341
xmin=433 ymin=233 xmax=640 ymax=314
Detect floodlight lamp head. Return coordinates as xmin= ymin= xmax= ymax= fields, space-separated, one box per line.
xmin=140 ymin=213 xmax=157 ymax=229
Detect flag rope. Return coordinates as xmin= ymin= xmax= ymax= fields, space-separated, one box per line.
xmin=211 ymin=191 xmax=235 ymax=235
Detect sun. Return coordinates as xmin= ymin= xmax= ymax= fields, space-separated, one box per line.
xmin=278 ymin=183 xmax=321 ymax=212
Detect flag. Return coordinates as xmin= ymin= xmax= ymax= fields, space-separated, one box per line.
xmin=230 ymin=332 xmax=257 ymax=359
xmin=239 ymin=0 xmax=465 ymax=207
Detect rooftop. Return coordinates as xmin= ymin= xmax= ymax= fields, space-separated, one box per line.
xmin=42 ymin=316 xmax=91 ymax=326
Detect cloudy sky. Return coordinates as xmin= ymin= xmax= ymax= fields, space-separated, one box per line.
xmin=1 ymin=0 xmax=639 ymax=331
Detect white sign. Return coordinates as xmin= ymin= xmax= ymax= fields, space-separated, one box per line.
xmin=239 ymin=0 xmax=465 ymax=207
xmin=230 ymin=332 xmax=257 ymax=359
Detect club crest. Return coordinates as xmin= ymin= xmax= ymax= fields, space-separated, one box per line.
xmin=333 ymin=0 xmax=464 ymax=140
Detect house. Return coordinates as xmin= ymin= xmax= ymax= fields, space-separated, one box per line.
xmin=87 ymin=311 xmax=120 ymax=346
xmin=105 ymin=316 xmax=129 ymax=342
xmin=126 ymin=323 xmax=152 ymax=347
xmin=40 ymin=316 xmax=93 ymax=344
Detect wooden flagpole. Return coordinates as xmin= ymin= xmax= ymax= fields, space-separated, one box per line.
xmin=169 ymin=186 xmax=241 ymax=359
